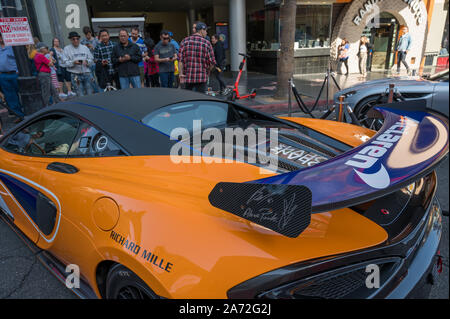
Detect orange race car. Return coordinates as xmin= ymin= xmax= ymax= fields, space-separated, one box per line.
xmin=0 ymin=88 xmax=448 ymax=299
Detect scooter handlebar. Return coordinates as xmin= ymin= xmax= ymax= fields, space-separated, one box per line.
xmin=239 ymin=53 xmax=251 ymax=59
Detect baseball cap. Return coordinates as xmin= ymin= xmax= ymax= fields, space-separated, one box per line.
xmin=68 ymin=31 xmax=81 ymax=39
xmin=36 ymin=42 xmax=48 ymax=50
xmin=195 ymin=22 xmax=209 ymax=32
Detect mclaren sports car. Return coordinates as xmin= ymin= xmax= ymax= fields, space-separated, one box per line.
xmin=0 ymin=88 xmax=448 ymax=299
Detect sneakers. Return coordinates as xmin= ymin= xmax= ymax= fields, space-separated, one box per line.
xmin=59 ymin=93 xmax=68 ymax=99
xmin=221 ymin=88 xmax=232 ymax=96
xmin=68 ymin=91 xmax=77 ymax=97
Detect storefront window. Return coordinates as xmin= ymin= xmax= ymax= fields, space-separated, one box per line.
xmin=295 ymin=5 xmax=331 ymax=49
xmin=247 ymin=7 xmax=280 ymax=51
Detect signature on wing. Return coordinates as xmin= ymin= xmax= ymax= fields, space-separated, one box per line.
xmin=242 ymin=186 xmax=297 ymax=231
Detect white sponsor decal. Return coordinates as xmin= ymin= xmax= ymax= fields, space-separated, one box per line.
xmin=271 ymin=143 xmax=327 ymax=167
xmin=345 ymin=120 xmax=412 ymax=189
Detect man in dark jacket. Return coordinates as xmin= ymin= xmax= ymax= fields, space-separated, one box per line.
xmin=211 ymin=34 xmax=229 ymax=95
xmin=112 ymin=29 xmax=142 ymax=89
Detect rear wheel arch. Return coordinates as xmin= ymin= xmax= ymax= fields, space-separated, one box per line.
xmin=105 ymin=263 xmax=160 ymax=299
xmin=95 ymin=259 xmax=167 ymax=299
xmin=354 ymin=94 xmax=383 ymax=116
xmin=95 ymin=260 xmax=116 ymax=299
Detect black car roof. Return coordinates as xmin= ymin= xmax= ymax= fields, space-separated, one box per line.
xmin=71 ymin=88 xmax=220 ymax=121
xmin=49 ymin=88 xmax=221 ymax=156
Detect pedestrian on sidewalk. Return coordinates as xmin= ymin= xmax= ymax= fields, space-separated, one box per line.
xmin=129 ymin=27 xmax=147 ymax=86
xmin=64 ymin=32 xmax=96 ymax=97
xmin=211 ymin=34 xmax=229 ymax=95
xmin=396 ymin=26 xmax=412 ymax=75
xmin=358 ymin=36 xmax=368 ymax=77
xmin=112 ymin=29 xmax=142 ymax=89
xmin=338 ymin=39 xmax=350 ymax=75
xmin=51 ymin=37 xmax=75 ymax=98
xmin=143 ymin=38 xmax=160 ymax=88
xmin=0 ymin=32 xmax=24 ymax=119
xmin=94 ymin=29 xmax=120 ymax=90
xmin=34 ymin=42 xmax=60 ymax=106
xmin=155 ymin=30 xmax=177 ymax=88
xmin=81 ymin=26 xmax=101 ymax=93
xmin=179 ymin=22 xmax=216 ymax=93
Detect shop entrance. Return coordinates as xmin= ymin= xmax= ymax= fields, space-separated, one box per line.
xmin=362 ymin=13 xmax=400 ymax=71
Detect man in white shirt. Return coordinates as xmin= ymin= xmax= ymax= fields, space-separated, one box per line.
xmin=64 ymin=32 xmax=95 ymax=96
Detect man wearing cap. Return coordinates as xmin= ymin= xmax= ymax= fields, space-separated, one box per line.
xmin=168 ymin=32 xmax=180 ymax=53
xmin=64 ymin=31 xmax=95 ymax=97
xmin=0 ymin=32 xmax=24 ymax=118
xmin=34 ymin=42 xmax=60 ymax=106
xmin=179 ymin=22 xmax=216 ymax=93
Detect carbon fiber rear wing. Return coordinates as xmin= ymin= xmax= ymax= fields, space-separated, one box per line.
xmin=209 ymin=104 xmax=449 ymax=238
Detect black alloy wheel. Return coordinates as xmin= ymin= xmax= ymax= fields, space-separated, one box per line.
xmin=105 ymin=264 xmax=159 ymax=299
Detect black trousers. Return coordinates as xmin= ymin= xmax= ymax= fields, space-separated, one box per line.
xmin=145 ymin=74 xmax=160 ymax=88
xmin=397 ymin=51 xmax=410 ymax=72
xmin=212 ymin=69 xmax=227 ymax=92
xmin=185 ymin=82 xmax=207 ymax=93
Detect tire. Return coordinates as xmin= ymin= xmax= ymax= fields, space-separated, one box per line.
xmin=105 ymin=264 xmax=159 ymax=299
xmin=354 ymin=95 xmax=386 ymax=131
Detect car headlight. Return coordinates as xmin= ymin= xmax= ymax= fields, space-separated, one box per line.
xmin=342 ymin=91 xmax=357 ymax=99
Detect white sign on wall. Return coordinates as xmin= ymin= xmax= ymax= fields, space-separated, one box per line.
xmin=0 ymin=17 xmax=34 ymax=46
xmin=65 ymin=4 xmax=80 ymax=29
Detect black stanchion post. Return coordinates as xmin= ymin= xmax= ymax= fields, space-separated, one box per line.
xmin=1 ymin=0 xmax=43 ymax=116
xmin=288 ymin=78 xmax=292 ymax=117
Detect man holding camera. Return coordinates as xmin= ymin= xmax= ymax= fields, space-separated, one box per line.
xmin=64 ymin=32 xmax=95 ymax=97
xmin=94 ymin=29 xmax=119 ymax=90
xmin=154 ymin=30 xmax=178 ymax=88
xmin=112 ymin=29 xmax=142 ymax=89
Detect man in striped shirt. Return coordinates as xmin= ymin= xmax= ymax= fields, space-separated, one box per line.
xmin=179 ymin=22 xmax=216 ymax=93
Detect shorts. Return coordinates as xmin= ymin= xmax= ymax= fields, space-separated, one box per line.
xmin=57 ymin=67 xmax=72 ymax=83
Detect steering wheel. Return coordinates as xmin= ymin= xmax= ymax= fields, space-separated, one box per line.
xmin=27 ymin=142 xmax=46 ymax=155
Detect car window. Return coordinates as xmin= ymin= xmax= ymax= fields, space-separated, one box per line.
xmin=3 ymin=115 xmax=79 ymax=157
xmin=141 ymin=101 xmax=231 ymax=136
xmin=68 ymin=122 xmax=127 ymax=157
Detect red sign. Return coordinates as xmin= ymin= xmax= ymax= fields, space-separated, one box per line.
xmin=0 ymin=17 xmax=34 ymax=46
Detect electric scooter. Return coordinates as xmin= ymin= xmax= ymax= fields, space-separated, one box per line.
xmin=229 ymin=53 xmax=257 ymax=101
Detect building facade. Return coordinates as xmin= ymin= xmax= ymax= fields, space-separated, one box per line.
xmin=2 ymin=0 xmax=448 ymax=75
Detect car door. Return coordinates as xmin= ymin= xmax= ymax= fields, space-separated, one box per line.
xmin=432 ymin=77 xmax=449 ymax=116
xmin=0 ymin=114 xmax=80 ymax=244
xmin=36 ymin=118 xmax=127 ymax=261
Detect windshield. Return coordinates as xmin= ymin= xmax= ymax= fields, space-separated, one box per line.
xmin=141 ymin=101 xmax=233 ymax=136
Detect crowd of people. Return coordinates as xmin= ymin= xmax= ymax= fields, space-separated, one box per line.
xmin=0 ymin=21 xmax=230 ymax=121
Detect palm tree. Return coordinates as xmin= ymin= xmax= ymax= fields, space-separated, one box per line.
xmin=275 ymin=0 xmax=297 ymax=99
